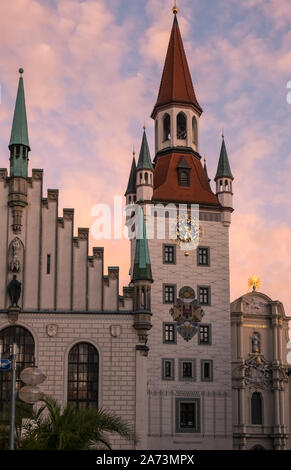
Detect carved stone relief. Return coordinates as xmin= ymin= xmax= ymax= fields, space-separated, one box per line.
xmin=8 ymin=237 xmax=23 ymax=273
xmin=243 ymin=296 xmax=269 ymax=314
xmin=243 ymin=355 xmax=272 ymax=390
xmin=46 ymin=324 xmax=58 ymax=337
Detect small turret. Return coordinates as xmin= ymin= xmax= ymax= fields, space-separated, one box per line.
xmin=125 ymin=154 xmax=137 ymax=206
xmin=8 ymin=69 xmax=30 ymax=234
xmin=9 ymin=69 xmax=30 ymax=178
xmin=215 ymin=134 xmax=234 ymax=225
xmin=136 ymin=128 xmax=154 ymax=203
xmin=151 ymin=10 xmax=202 ymax=155
xmin=203 ymin=158 xmax=211 ymax=183
xmin=132 ymin=207 xmax=153 ymax=344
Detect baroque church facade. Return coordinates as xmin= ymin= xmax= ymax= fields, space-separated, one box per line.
xmin=0 ymin=8 xmax=290 ymax=450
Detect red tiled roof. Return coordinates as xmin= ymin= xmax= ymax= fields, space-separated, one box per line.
xmin=152 ymin=15 xmax=202 ymax=118
xmin=153 ymin=151 xmax=219 ymax=206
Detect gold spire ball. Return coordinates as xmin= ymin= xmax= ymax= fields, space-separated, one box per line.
xmin=248 ymin=275 xmax=261 ymax=292
xmin=173 ymin=2 xmax=178 ymax=14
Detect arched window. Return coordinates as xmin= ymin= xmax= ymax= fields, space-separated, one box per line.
xmin=163 ymin=114 xmax=171 ymax=142
xmin=0 ymin=326 xmax=35 ymax=417
xmin=145 ymin=172 xmax=148 ymax=184
xmin=225 ymin=180 xmax=229 ymax=190
xmin=68 ymin=342 xmax=99 ymax=409
xmin=177 ymin=112 xmax=187 ymax=140
xmin=192 ymin=116 xmax=198 ymax=144
xmin=251 ymin=392 xmax=263 ymax=424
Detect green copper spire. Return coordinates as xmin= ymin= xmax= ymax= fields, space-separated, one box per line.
xmin=9 ymin=69 xmax=30 ymax=178
xmin=215 ymin=136 xmax=233 ymax=180
xmin=132 ymin=208 xmax=152 ymax=282
xmin=137 ymin=129 xmax=153 ymax=171
xmin=203 ymin=158 xmax=211 ymax=183
xmin=9 ymin=69 xmax=30 ymax=149
xmin=125 ymin=156 xmax=137 ymax=195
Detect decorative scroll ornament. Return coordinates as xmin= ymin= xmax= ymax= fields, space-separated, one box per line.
xmin=169 ymin=287 xmax=204 ymax=342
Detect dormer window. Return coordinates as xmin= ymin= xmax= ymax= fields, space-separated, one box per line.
xmin=177 ymin=112 xmax=187 ymax=140
xmin=177 ymin=157 xmax=191 ymax=187
xmin=179 ymin=170 xmax=189 ymax=186
xmin=163 ymin=113 xmax=171 ymax=141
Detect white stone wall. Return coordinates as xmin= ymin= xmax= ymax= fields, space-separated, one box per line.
xmin=0 ymin=170 xmax=130 ymax=313
xmin=146 ymin=209 xmax=233 ymax=449
xmin=231 ymin=292 xmax=291 ymax=450
xmin=0 ymin=312 xmax=138 ymax=449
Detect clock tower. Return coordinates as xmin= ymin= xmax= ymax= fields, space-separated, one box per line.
xmin=125 ymin=6 xmax=234 ymax=449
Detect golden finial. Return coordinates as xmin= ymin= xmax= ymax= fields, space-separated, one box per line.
xmin=133 ymin=145 xmax=135 ymax=157
xmin=248 ymin=275 xmax=261 ymax=292
xmin=173 ymin=2 xmax=178 ymax=14
xmin=222 ymin=129 xmax=225 ymax=139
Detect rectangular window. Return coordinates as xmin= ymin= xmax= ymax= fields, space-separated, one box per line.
xmin=198 ymin=286 xmax=210 ymax=305
xmin=163 ymin=244 xmax=176 ymax=264
xmin=163 ymin=323 xmax=176 ymax=344
xmin=198 ymin=247 xmax=210 ymax=266
xmin=198 ymin=324 xmax=211 ymax=345
xmin=46 ymin=254 xmax=51 ymax=274
xmin=176 ymin=398 xmax=200 ymax=433
xmin=179 ymin=359 xmax=196 ymax=381
xmin=163 ymin=284 xmax=176 ymax=304
xmin=162 ymin=359 xmax=175 ymax=380
xmin=201 ymin=360 xmax=213 ymax=382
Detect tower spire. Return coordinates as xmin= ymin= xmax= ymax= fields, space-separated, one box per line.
xmin=137 ymin=129 xmax=153 ymax=171
xmin=9 ymin=69 xmax=30 ymax=178
xmin=215 ymin=135 xmax=233 ymax=181
xmin=125 ymin=155 xmax=137 ymax=197
xmin=151 ymin=12 xmax=202 ymax=119
xmin=9 ymin=69 xmax=30 ymax=150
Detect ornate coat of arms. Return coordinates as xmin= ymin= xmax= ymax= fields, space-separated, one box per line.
xmin=169 ymin=286 xmax=204 ymax=341
xmin=243 ymin=355 xmax=273 ymax=390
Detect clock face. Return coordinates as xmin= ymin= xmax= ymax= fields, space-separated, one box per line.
xmin=176 ymin=215 xmax=203 ymax=248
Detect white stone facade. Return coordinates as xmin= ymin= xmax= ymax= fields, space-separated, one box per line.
xmin=231 ymin=291 xmax=291 ymax=450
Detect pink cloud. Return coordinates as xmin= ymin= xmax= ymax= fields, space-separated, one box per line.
xmin=0 ymin=0 xmax=290 ymax=317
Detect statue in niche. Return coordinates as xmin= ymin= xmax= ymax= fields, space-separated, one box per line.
xmin=252 ymin=332 xmax=261 ymax=354
xmin=9 ymin=237 xmax=21 ymax=273
xmin=7 ymin=275 xmax=22 ymax=307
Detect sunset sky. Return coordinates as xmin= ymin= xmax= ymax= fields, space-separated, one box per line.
xmin=0 ymin=0 xmax=290 ymax=313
